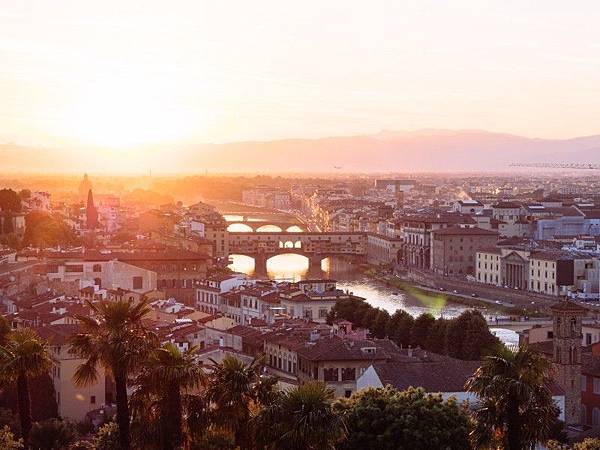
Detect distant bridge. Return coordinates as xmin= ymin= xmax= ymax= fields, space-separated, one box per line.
xmin=228 ymin=231 xmax=367 ymax=276
xmin=488 ymin=318 xmax=552 ymax=332
xmin=226 ymin=220 xmax=306 ymax=232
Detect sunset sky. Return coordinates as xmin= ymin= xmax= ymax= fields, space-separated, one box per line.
xmin=2 ymin=0 xmax=600 ymax=152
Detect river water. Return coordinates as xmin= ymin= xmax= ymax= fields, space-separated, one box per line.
xmin=224 ymin=215 xmax=518 ymax=346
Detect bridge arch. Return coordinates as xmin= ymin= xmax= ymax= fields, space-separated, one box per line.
xmin=257 ymin=224 xmax=283 ymax=232
xmin=227 ymin=223 xmax=253 ymax=232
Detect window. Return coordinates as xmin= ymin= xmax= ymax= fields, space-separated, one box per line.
xmin=344 ymin=390 xmax=352 ymax=398
xmin=65 ymin=265 xmax=84 ymax=273
xmin=593 ymin=377 xmax=600 ymax=394
xmin=132 ymin=276 xmax=143 ymax=290
xmin=593 ymin=407 xmax=600 ymax=426
xmin=91 ymin=395 xmax=96 ymax=404
xmin=582 ymin=375 xmax=588 ymax=392
xmin=323 ymin=368 xmax=339 ymax=382
xmin=92 ymin=264 xmax=102 ymax=272
xmin=341 ymin=368 xmax=356 ymax=381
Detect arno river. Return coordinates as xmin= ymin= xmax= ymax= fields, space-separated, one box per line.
xmin=225 ymin=215 xmax=518 ymax=345
xmin=228 ymin=253 xmax=518 ymax=346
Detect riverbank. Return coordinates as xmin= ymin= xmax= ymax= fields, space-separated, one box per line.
xmin=356 ymin=263 xmax=539 ymax=317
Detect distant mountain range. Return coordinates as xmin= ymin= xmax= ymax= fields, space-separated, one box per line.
xmin=2 ymin=129 xmax=600 ymax=174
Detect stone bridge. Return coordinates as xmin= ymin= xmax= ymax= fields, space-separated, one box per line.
xmin=226 ymin=220 xmax=306 ymax=232
xmin=228 ymin=231 xmax=367 ymax=276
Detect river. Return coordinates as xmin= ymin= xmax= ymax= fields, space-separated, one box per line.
xmin=224 ymin=215 xmax=518 ymax=346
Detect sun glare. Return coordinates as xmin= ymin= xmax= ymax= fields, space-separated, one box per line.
xmin=58 ymin=74 xmax=198 ymax=149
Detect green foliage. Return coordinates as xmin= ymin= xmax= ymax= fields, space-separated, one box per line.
xmin=68 ymin=441 xmax=95 ymax=450
xmin=466 ymin=345 xmax=559 ymax=449
xmin=130 ymin=343 xmax=205 ymax=450
xmin=0 ymin=374 xmax=59 ymax=422
xmin=330 ymin=297 xmax=499 ymax=359
xmin=548 ymin=439 xmax=600 ymax=450
xmin=23 ymin=212 xmax=80 ymax=248
xmin=0 ymin=407 xmax=20 ymax=435
xmin=189 ymin=430 xmax=236 ymax=450
xmin=386 ymin=309 xmax=414 ymax=347
xmin=445 ymin=310 xmax=500 ymax=360
xmin=205 ymin=356 xmax=274 ymax=448
xmin=410 ymin=313 xmax=435 ymax=347
xmin=255 ymin=382 xmax=344 ymax=450
xmin=0 ymin=189 xmax=22 ymax=212
xmin=371 ymin=310 xmax=390 ymax=338
xmin=0 ymin=328 xmax=56 ymax=445
xmin=69 ymin=300 xmax=156 ymax=450
xmin=334 ymin=386 xmax=470 ymax=450
xmin=0 ymin=425 xmax=22 ymax=449
xmin=92 ymin=422 xmax=123 ymax=450
xmin=28 ymin=419 xmax=77 ymax=450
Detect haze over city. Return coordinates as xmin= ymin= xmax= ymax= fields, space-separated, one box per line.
xmin=2 ymin=1 xmax=600 ymax=173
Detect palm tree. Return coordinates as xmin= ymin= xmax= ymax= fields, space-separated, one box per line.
xmin=255 ymin=382 xmax=344 ymax=450
xmin=466 ymin=345 xmax=559 ymax=450
xmin=205 ymin=356 xmax=267 ymax=448
xmin=0 ymin=328 xmax=55 ymax=447
xmin=69 ymin=300 xmax=156 ymax=450
xmin=130 ymin=343 xmax=205 ymax=450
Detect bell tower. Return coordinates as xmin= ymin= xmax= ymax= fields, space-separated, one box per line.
xmin=551 ymin=299 xmax=586 ymax=425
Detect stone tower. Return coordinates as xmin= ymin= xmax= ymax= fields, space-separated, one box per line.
xmin=551 ymin=299 xmax=586 ymax=425
xmin=86 ymin=189 xmax=99 ymax=230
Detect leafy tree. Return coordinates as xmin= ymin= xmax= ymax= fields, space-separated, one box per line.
xmin=385 ymin=310 xmax=414 ymax=348
xmin=334 ymin=386 xmax=470 ymax=450
xmin=410 ymin=313 xmax=435 ymax=348
xmin=28 ymin=419 xmax=77 ymax=450
xmin=0 ymin=328 xmax=55 ymax=446
xmin=371 ymin=310 xmax=390 ymax=338
xmin=23 ymin=212 xmax=80 ymax=248
xmin=92 ymin=422 xmax=122 ymax=450
xmin=547 ymin=438 xmax=600 ymax=450
xmin=466 ymin=345 xmax=559 ymax=450
xmin=0 ymin=189 xmax=21 ymax=212
xmin=445 ymin=310 xmax=499 ymax=360
xmin=69 ymin=300 xmax=156 ymax=450
xmin=130 ymin=343 xmax=205 ymax=450
xmin=0 ymin=374 xmax=59 ymax=422
xmin=68 ymin=441 xmax=94 ymax=450
xmin=362 ymin=308 xmax=379 ymax=331
xmin=189 ymin=430 xmax=235 ymax=450
xmin=0 ymin=407 xmax=20 ymax=435
xmin=256 ymin=382 xmax=344 ymax=450
xmin=205 ymin=356 xmax=273 ymax=448
xmin=425 ymin=318 xmax=448 ymax=353
xmin=0 ymin=425 xmax=22 ymax=450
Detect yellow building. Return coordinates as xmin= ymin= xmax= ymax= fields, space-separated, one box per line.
xmin=37 ymin=325 xmax=106 ymax=421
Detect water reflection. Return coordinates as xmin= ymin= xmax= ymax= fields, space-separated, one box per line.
xmin=228 ymin=253 xmax=494 ymax=318
xmin=256 ymin=224 xmax=283 ymax=232
xmin=227 ymin=223 xmax=253 ymax=232
xmin=228 ymin=253 xmax=309 ymax=282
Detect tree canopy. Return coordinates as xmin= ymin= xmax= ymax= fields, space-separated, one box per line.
xmin=328 ymin=297 xmax=500 ymax=359
xmin=334 ymin=386 xmax=471 ymax=450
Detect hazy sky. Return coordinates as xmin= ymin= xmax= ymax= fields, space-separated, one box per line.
xmin=2 ymin=0 xmax=600 ymax=149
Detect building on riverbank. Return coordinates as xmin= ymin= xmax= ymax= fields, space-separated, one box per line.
xmin=430 ymin=226 xmax=498 ymax=276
